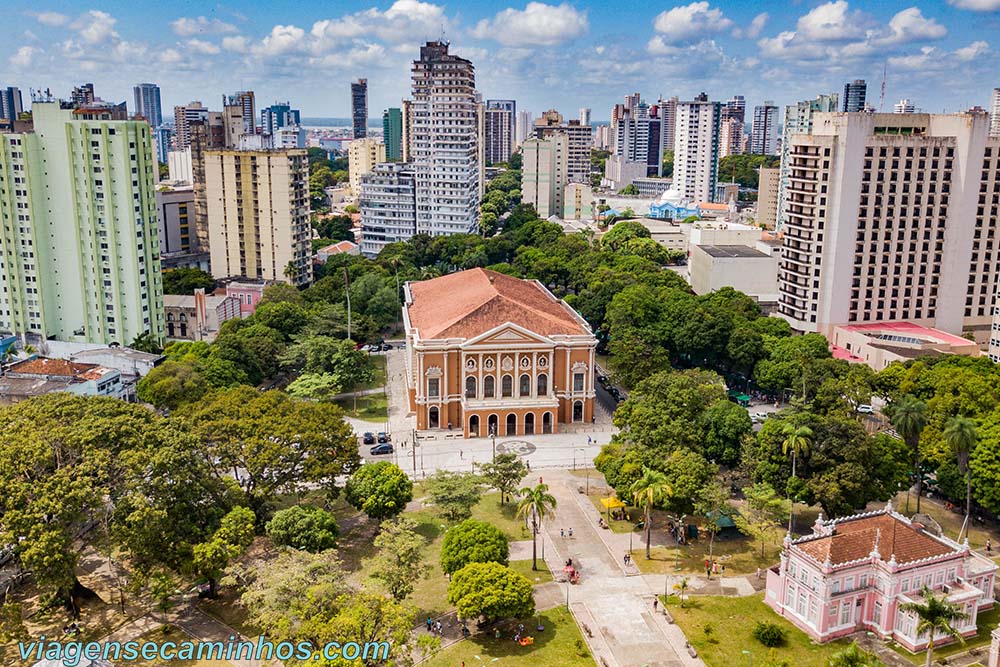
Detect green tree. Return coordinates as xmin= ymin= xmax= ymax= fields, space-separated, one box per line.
xmin=446 ymin=562 xmax=535 ymax=623
xmin=476 ymin=452 xmax=528 ymax=504
xmin=252 ymin=301 xmax=310 ymax=340
xmin=265 ymin=505 xmax=339 ymax=552
xmin=618 ymin=184 xmax=639 ymax=195
xmin=898 ymin=587 xmax=968 ymax=667
xmin=516 ymin=483 xmax=557 ymax=570
xmin=440 ymin=519 xmax=509 ymax=575
xmin=888 ymin=395 xmax=928 ymax=512
xmin=601 ymin=219 xmax=652 ymax=253
xmin=193 ymin=506 xmax=255 ymax=597
xmin=782 ymin=424 xmax=813 ymax=480
xmin=137 ymin=359 xmax=209 ymax=410
xmin=161 ymin=268 xmax=215 ymax=295
xmin=718 ymin=154 xmax=780 ymax=188
xmin=344 ymin=462 xmax=413 ymax=521
xmin=733 ymin=483 xmax=790 ymax=558
xmin=629 ymin=467 xmax=671 ymax=559
xmin=694 ymin=480 xmax=731 ymax=571
xmin=942 ymin=415 xmax=977 ymax=541
xmin=425 ymin=470 xmax=484 ymax=522
xmin=370 ymin=517 xmax=426 ymax=601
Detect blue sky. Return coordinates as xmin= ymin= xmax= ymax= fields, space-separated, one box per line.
xmin=3 ymin=0 xmax=999 ymax=120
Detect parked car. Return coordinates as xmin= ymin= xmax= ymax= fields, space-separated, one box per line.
xmin=597 ymin=374 xmax=608 ymax=387
xmin=751 ymin=412 xmax=768 ymax=423
xmin=360 ymin=344 xmax=375 ymax=353
xmin=370 ymin=443 xmax=394 ymax=456
xmin=379 ymin=342 xmax=394 ymax=351
xmin=857 ymin=404 xmax=875 ymax=414
xmin=362 ymin=432 xmax=376 ymax=445
xmin=377 ymin=432 xmax=391 ymax=443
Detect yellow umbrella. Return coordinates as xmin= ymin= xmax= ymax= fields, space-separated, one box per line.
xmin=600 ymin=496 xmax=627 ymax=522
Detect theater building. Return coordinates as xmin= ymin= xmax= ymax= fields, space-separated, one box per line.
xmin=403 ymin=268 xmax=597 ymax=437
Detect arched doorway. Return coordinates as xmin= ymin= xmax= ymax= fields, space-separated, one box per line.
xmin=573 ymin=401 xmax=583 ymax=422
xmin=429 ymin=406 xmax=440 ymax=429
xmin=505 ymin=413 xmax=517 ymax=436
xmin=542 ymin=412 xmax=553 ymax=434
xmin=524 ymin=413 xmax=535 ymax=435
xmin=469 ymin=415 xmax=480 ymax=437
xmin=488 ymin=414 xmax=499 ymax=436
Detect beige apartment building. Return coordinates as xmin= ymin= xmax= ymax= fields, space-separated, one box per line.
xmin=521 ymin=133 xmax=568 ymax=218
xmin=778 ymin=112 xmax=1000 ymax=340
xmin=349 ymin=138 xmax=386 ymax=196
xmin=205 ymin=148 xmax=312 ymax=285
xmin=757 ymin=166 xmax=780 ymax=229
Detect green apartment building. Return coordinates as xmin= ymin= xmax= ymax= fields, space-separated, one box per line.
xmin=0 ymin=101 xmax=165 ymax=346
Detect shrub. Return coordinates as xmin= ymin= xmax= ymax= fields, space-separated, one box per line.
xmin=752 ymin=621 xmax=786 ymax=648
xmin=265 ymin=505 xmax=339 ymax=552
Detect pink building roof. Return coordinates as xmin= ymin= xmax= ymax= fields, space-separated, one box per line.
xmin=839 ymin=321 xmax=972 ymax=348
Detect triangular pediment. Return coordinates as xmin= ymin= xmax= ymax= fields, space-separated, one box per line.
xmin=463 ymin=322 xmax=553 ymax=347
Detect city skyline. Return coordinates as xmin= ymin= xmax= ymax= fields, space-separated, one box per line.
xmin=2 ymin=1 xmax=999 ymax=120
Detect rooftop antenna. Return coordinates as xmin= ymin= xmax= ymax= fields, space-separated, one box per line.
xmin=878 ymin=62 xmax=887 ymax=112
xmin=440 ymin=21 xmax=448 ymax=44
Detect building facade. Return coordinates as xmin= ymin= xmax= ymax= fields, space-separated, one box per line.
xmin=403 ymin=268 xmax=597 ymax=437
xmin=522 ymin=134 xmax=569 ymax=218
xmin=0 ymin=101 xmax=164 ymax=345
xmin=757 ymin=166 xmax=780 ymax=229
xmin=163 ymin=289 xmax=240 ymax=341
xmin=352 ymin=79 xmax=368 ymax=139
xmin=533 ymin=110 xmax=592 ymax=183
xmin=765 ymin=505 xmax=996 ymax=650
xmin=674 ymin=94 xmax=721 ymax=203
xmin=383 ymin=107 xmax=403 ymax=160
xmin=172 ymin=101 xmax=209 ymax=150
xmin=516 ymin=110 xmax=533 ymax=146
xmin=777 ymin=93 xmax=840 ymax=230
xmin=0 ymin=87 xmax=23 ymax=122
xmin=349 ymin=138 xmax=387 ymax=196
xmin=205 ymin=148 xmax=312 ymax=285
xmin=133 ymin=83 xmax=162 ymax=128
xmin=359 ymin=162 xmax=417 ymax=257
xmin=989 ymin=88 xmax=1000 ymax=138
xmin=843 ymin=80 xmax=867 ymax=112
xmin=777 ymin=112 xmax=1000 ymax=339
xmin=894 ymin=99 xmax=916 ymax=114
xmin=751 ymin=101 xmax=779 ymax=155
xmin=222 ymin=91 xmax=256 ymax=148
xmin=484 ymin=102 xmax=515 ymax=165
xmin=155 ymin=183 xmax=196 ymax=254
xmin=261 ymin=102 xmax=300 ymax=136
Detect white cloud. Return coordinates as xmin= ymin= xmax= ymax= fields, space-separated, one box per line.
xmin=795 ymin=1 xmax=867 ymax=41
xmin=947 ymin=0 xmax=1000 ymax=10
xmin=889 ymin=40 xmax=989 ymax=70
xmin=10 ymin=46 xmax=35 ymax=67
xmin=953 ymin=40 xmax=990 ymax=60
xmin=253 ymin=24 xmax=307 ymax=56
xmin=881 ymin=8 xmax=946 ymax=45
xmin=651 ymin=2 xmax=732 ymax=44
xmin=186 ymin=39 xmax=221 ymax=55
xmin=72 ymin=10 xmax=118 ymax=45
xmin=32 ymin=11 xmax=69 ymax=27
xmin=742 ymin=13 xmax=769 ymax=39
xmin=471 ymin=2 xmax=588 ymax=47
xmin=221 ymin=35 xmax=248 ymax=53
xmin=171 ymin=16 xmax=238 ymax=37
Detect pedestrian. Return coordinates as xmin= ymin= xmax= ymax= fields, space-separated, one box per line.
xmin=526 ymin=460 xmax=531 ymax=471
xmin=588 ymin=436 xmax=592 ymax=445
xmin=706 ymin=564 xmax=711 ymax=579
xmin=426 ymin=617 xmax=433 ymax=631
xmin=756 ymin=567 xmax=762 ymax=580
xmin=518 ymin=623 xmax=524 ymax=634
xmin=561 ymin=528 xmax=565 ymax=538
xmin=712 ymin=560 xmax=718 ymax=575
xmin=721 ymin=563 xmax=726 ymax=576
xmin=653 ymin=598 xmax=658 ymax=612
xmin=568 ymin=527 xmax=573 ymax=537
xmin=460 ymin=450 xmax=463 ymax=459
xmin=495 ymin=628 xmax=502 ymax=640
xmin=988 ymin=539 xmax=993 ymax=555
xmin=539 ymin=476 xmax=543 ymax=485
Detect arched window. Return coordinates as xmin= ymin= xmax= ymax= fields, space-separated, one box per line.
xmin=505 ymin=413 xmax=517 ymax=436
xmin=519 ymin=374 xmax=531 ymax=396
xmin=501 ymin=375 xmax=513 ymax=398
xmin=484 ymin=375 xmax=495 ymax=398
xmin=537 ymin=373 xmax=548 ymax=396
xmin=573 ymin=401 xmax=584 ymax=422
xmin=542 ymin=412 xmax=553 ymax=434
xmin=488 ymin=414 xmax=499 ymax=436
xmin=429 ymin=406 xmax=440 ymax=429
xmin=524 ymin=413 xmax=535 ymax=435
xmin=469 ymin=415 xmax=480 ymax=437
xmin=465 ymin=376 xmax=477 ymax=398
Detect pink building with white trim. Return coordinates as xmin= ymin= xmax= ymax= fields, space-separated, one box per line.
xmin=765 ymin=503 xmax=996 ymax=651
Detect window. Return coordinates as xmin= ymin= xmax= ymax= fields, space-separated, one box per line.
xmin=832 ymin=580 xmax=841 ymax=594
xmin=519 ymin=374 xmax=530 ymax=396
xmin=484 ymin=375 xmax=495 ymax=398
xmin=840 ymin=601 xmax=852 ymax=626
xmin=537 ymin=373 xmax=548 ymax=396
xmin=465 ymin=376 xmax=477 ymax=398
xmin=573 ymin=372 xmax=585 ymax=391
xmin=427 ymin=378 xmax=440 ymax=398
xmin=501 ymin=375 xmax=513 ymax=397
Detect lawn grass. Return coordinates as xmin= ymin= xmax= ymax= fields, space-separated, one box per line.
xmin=418 ymin=606 xmax=596 ymax=667
xmin=473 ymin=493 xmax=532 ymax=541
xmin=890 ymin=491 xmax=996 ymax=553
xmin=126 ymin=625 xmax=231 ymax=667
xmin=510 ymin=559 xmax=553 ymax=584
xmin=632 ymin=538 xmax=778 ymax=577
xmin=334 ymin=393 xmax=389 ymax=420
xmin=888 ymin=604 xmax=1000 ymax=664
xmin=665 ymin=593 xmax=854 ymax=667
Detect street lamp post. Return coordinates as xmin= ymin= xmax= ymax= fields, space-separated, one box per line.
xmin=490 ymin=426 xmax=497 ymax=462
xmin=742 ymin=649 xmax=753 ymax=667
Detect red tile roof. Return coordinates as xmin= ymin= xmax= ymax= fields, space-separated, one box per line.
xmin=407 ymin=268 xmax=591 ymax=340
xmin=9 ymin=357 xmax=99 ymax=377
xmin=798 ymin=513 xmax=956 ymax=566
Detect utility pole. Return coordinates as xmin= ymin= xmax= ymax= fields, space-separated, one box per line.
xmin=411 ymin=428 xmax=417 ymax=476
xmin=343 ymin=267 xmax=352 ymax=341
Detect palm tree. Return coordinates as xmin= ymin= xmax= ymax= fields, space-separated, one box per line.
xmin=283 ymin=261 xmax=299 ymax=283
xmin=898 ymin=587 xmax=968 ymax=667
xmin=889 ymin=395 xmax=928 ymax=513
xmin=943 ymin=415 xmax=978 ymax=541
xmin=827 ymin=641 xmax=882 ymax=667
xmin=781 ymin=424 xmax=813 ymax=479
xmin=516 ymin=483 xmax=557 ymax=571
xmin=673 ymin=577 xmax=689 ymax=608
xmin=629 ymin=467 xmax=672 ymax=560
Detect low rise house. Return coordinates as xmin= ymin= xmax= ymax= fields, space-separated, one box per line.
xmin=163 ymin=289 xmax=240 ymax=341
xmin=830 ymin=321 xmax=980 ymax=369
xmin=0 ymin=357 xmax=124 ymax=404
xmin=315 ymin=240 xmax=360 ymax=262
xmin=766 ymin=503 xmax=996 ymax=650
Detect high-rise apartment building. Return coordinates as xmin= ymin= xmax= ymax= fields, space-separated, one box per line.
xmin=349 ymin=138 xmax=387 ymax=196
xmin=359 ymin=163 xmax=417 ymax=256
xmin=776 ymin=93 xmax=840 ymax=229
xmin=361 ymin=42 xmax=480 ymax=257
xmin=189 ymin=113 xmax=226 ymax=253
xmin=401 ymin=100 xmax=413 ymax=161
xmin=484 ymin=100 xmax=516 ymax=165
xmin=154 ymin=126 xmax=173 ymax=165
xmin=674 ymin=94 xmax=721 ymax=202
xmin=205 ymin=148 xmax=312 ymax=285
xmin=724 ymin=95 xmax=746 ymax=123
xmin=533 ymin=110 xmax=591 ymax=183
xmin=0 ymin=87 xmax=23 ymax=121
xmin=611 ymin=99 xmax=669 ymax=177
xmin=352 ymin=79 xmax=368 ymax=139
xmin=659 ymin=96 xmax=678 ymax=154
xmin=173 ymin=101 xmax=209 ymax=150
xmin=383 ymin=107 xmax=403 ymax=160
xmin=843 ymin=80 xmax=867 ymax=112
xmin=756 ymin=167 xmax=780 ymax=229
xmin=990 ymin=88 xmax=1000 ymax=138
xmin=579 ymin=108 xmax=591 ymax=127
xmin=133 ymin=83 xmax=162 ymax=128
xmin=0 ymin=101 xmax=164 ymax=345
xmin=222 ymin=91 xmax=256 ymax=147
xmin=719 ymin=117 xmax=744 ymax=158
xmin=894 ymin=99 xmax=916 ymax=114
xmin=71 ymin=83 xmax=95 ymax=106
xmin=155 ymin=183 xmax=196 ymax=254
xmin=521 ymin=134 xmax=568 ymax=218
xmin=751 ymin=101 xmax=779 ymax=155
xmin=516 ymin=110 xmax=534 ymax=146
xmin=260 ymin=102 xmax=300 ymax=136
xmin=777 ymin=112 xmax=1000 ymax=338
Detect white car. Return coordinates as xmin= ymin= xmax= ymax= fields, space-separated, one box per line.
xmin=857 ymin=404 xmax=875 ymax=414
xmin=751 ymin=412 xmax=768 ymax=423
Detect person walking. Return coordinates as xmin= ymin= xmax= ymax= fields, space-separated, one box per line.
xmin=561 ymin=528 xmax=565 ymax=538
xmin=653 ymin=598 xmax=658 ymax=612
xmin=988 ymin=538 xmax=993 ymax=555
xmin=426 ymin=617 xmax=433 ymax=631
